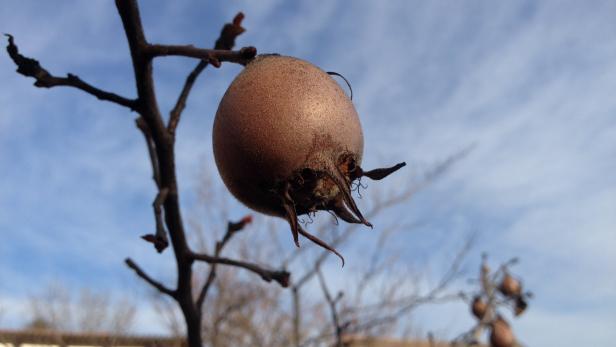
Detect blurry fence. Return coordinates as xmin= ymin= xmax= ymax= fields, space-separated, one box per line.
xmin=0 ymin=329 xmax=184 ymax=347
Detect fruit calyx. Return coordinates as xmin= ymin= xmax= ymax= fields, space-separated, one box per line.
xmin=278 ymin=152 xmax=405 ymax=266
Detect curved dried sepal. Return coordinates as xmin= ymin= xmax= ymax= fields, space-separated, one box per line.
xmin=330 ymin=166 xmax=373 ymax=228
xmin=514 ymin=296 xmax=528 ymax=316
xmin=330 ymin=197 xmax=363 ymax=224
xmin=298 ymin=225 xmax=345 ymax=267
xmin=280 ymin=183 xmax=300 ymax=247
xmin=361 ymin=162 xmax=406 ymax=180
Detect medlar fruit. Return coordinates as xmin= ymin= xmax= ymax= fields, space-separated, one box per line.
xmin=213 ymin=55 xmax=404 ymax=264
xmin=490 ymin=316 xmax=515 ymax=347
xmin=471 ymin=295 xmax=488 ymax=320
xmin=499 ymin=273 xmax=522 ymax=298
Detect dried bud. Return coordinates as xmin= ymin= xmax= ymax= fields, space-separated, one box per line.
xmin=240 ymin=215 xmax=254 ymax=225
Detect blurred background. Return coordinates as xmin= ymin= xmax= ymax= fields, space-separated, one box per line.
xmin=1 ymin=1 xmax=615 ymax=346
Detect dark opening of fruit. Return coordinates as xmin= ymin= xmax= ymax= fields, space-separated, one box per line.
xmin=213 ymin=55 xmax=405 ymax=266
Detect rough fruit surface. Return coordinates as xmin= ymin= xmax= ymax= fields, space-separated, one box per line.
xmin=214 ymin=55 xmax=363 ymax=216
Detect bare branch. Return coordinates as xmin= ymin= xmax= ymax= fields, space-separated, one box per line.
xmin=190 ymin=251 xmax=290 ymax=288
xmin=145 ymin=44 xmax=257 ymax=66
xmin=4 ymin=34 xmax=138 ymax=111
xmin=125 ymin=258 xmax=175 ymax=297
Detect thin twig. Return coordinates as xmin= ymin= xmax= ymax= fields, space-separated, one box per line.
xmin=190 ymin=251 xmax=290 ymax=288
xmin=316 ymin=267 xmax=344 ymax=347
xmin=196 ymin=216 xmax=253 ymax=309
xmin=4 ymin=34 xmax=138 ymax=111
xmin=145 ymin=44 xmax=256 ymax=66
xmin=125 ymin=258 xmax=175 ymax=297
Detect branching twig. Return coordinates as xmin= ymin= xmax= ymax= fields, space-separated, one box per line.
xmin=196 ymin=216 xmax=253 ymax=309
xmin=168 ymin=12 xmax=247 ymax=134
xmin=316 ymin=267 xmax=344 ymax=347
xmin=451 ymin=256 xmax=529 ymax=347
xmin=4 ymin=34 xmax=138 ymax=111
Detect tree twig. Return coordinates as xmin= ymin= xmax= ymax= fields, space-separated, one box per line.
xmin=190 ymin=251 xmax=290 ymax=288
xmin=196 ymin=216 xmax=253 ymax=309
xmin=4 ymin=34 xmax=138 ymax=111
xmin=125 ymin=258 xmax=175 ymax=297
xmin=145 ymin=45 xmax=256 ymax=66
xmin=316 ymin=267 xmax=344 ymax=347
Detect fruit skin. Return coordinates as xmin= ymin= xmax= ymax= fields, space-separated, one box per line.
xmin=490 ymin=316 xmax=515 ymax=347
xmin=471 ymin=296 xmax=487 ymax=320
xmin=213 ymin=55 xmax=363 ymax=217
xmin=499 ymin=274 xmax=521 ymax=298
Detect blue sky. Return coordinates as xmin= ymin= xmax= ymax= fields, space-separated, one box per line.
xmin=1 ymin=1 xmax=615 ymax=346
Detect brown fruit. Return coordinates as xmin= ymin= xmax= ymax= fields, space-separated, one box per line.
xmin=471 ymin=296 xmax=487 ymax=320
xmin=213 ymin=55 xmax=404 ymax=263
xmin=499 ymin=273 xmax=522 ymax=297
xmin=490 ymin=316 xmax=515 ymax=347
